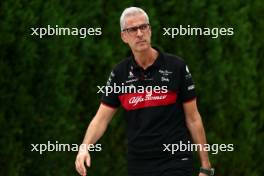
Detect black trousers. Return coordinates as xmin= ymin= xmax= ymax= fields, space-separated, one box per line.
xmin=128 ymin=157 xmax=194 ymax=176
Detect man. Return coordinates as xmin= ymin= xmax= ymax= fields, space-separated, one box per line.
xmin=75 ymin=7 xmax=214 ymax=176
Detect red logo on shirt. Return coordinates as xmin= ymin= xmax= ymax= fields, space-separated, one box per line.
xmin=119 ymin=91 xmax=177 ymax=110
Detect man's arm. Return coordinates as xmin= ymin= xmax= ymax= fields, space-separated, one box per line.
xmin=183 ymin=99 xmax=211 ymax=174
xmin=75 ymin=103 xmax=117 ymax=176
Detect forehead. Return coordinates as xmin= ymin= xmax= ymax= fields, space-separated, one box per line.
xmin=124 ymin=14 xmax=147 ymax=28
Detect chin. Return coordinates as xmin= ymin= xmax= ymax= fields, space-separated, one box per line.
xmin=134 ymin=44 xmax=150 ymax=52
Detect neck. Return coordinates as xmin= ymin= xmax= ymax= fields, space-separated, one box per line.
xmin=132 ymin=47 xmax=158 ymax=70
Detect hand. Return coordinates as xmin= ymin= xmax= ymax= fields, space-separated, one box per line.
xmin=75 ymin=145 xmax=91 ymax=176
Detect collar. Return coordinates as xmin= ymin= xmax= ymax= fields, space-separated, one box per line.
xmin=130 ymin=47 xmax=164 ymax=71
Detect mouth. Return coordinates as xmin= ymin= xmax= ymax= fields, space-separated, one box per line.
xmin=136 ymin=40 xmax=146 ymax=44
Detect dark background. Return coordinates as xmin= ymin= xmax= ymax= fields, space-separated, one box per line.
xmin=0 ymin=0 xmax=263 ymax=175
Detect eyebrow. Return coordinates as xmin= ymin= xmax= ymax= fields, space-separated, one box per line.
xmin=123 ymin=23 xmax=149 ymax=31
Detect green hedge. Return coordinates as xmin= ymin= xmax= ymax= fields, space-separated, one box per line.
xmin=0 ymin=0 xmax=263 ymax=175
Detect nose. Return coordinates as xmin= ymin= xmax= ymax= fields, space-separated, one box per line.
xmin=136 ymin=28 xmax=143 ymax=36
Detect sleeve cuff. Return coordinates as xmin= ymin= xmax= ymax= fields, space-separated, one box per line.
xmin=101 ymin=101 xmax=119 ymax=109
xmin=183 ymin=97 xmax=196 ymax=103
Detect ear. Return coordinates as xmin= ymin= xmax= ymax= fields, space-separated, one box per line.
xmin=121 ymin=32 xmax=128 ymax=43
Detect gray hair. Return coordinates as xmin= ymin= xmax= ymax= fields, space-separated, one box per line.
xmin=120 ymin=7 xmax=149 ymax=31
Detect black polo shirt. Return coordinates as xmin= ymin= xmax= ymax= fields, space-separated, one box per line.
xmin=101 ymin=48 xmax=196 ymax=174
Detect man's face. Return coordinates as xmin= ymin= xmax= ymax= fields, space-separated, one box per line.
xmin=121 ymin=14 xmax=151 ymax=52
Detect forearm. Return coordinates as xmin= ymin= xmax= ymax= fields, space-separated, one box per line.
xmin=82 ymin=117 xmax=108 ymax=145
xmin=186 ymin=114 xmax=211 ymax=168
xmin=75 ymin=104 xmax=116 ymax=176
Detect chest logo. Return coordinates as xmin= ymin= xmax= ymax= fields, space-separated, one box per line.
xmin=118 ymin=91 xmax=177 ymax=110
xmin=159 ymin=69 xmax=173 ymax=76
xmin=161 ymin=77 xmax=170 ymax=82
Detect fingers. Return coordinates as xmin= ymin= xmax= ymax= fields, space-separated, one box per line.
xmin=80 ymin=159 xmax=87 ymax=176
xmin=75 ymin=155 xmax=87 ymax=176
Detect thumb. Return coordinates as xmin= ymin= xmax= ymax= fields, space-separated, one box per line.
xmin=86 ymin=154 xmax=91 ymax=167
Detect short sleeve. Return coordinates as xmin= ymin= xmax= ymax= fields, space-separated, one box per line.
xmin=179 ymin=63 xmax=196 ymax=102
xmin=101 ymin=70 xmax=121 ymax=108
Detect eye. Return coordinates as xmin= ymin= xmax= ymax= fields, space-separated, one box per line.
xmin=139 ymin=24 xmax=148 ymax=30
xmin=130 ymin=27 xmax=138 ymax=32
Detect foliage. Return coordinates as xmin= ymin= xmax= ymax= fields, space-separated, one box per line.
xmin=0 ymin=0 xmax=263 ymax=175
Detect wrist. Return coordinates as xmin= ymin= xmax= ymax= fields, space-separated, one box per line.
xmin=200 ymin=167 xmax=215 ymax=176
xmin=79 ymin=143 xmax=90 ymax=153
xmin=201 ymin=161 xmax=211 ymax=168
